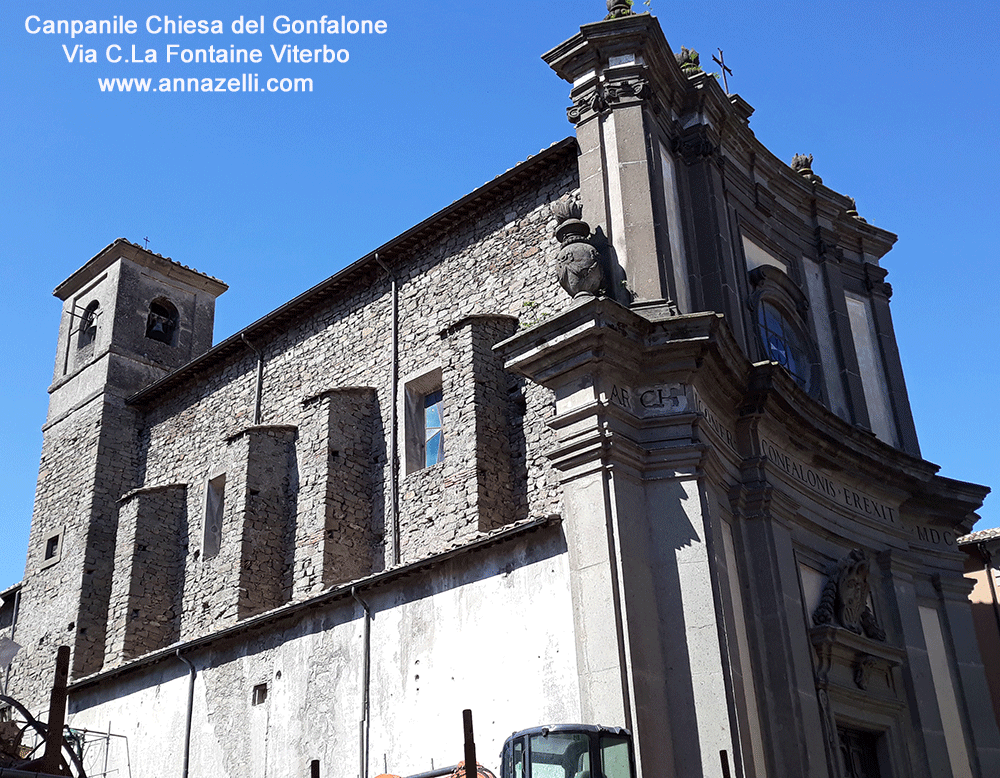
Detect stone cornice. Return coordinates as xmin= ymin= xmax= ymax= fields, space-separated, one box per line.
xmin=54 ymin=238 xmax=229 ymax=301
xmin=544 ymin=14 xmax=897 ymax=268
xmin=544 ymin=14 xmax=689 ymax=127
xmin=497 ymin=297 xmax=987 ymax=533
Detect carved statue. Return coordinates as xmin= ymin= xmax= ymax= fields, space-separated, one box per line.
xmin=791 ymin=153 xmax=823 ymax=184
xmin=606 ymin=0 xmax=635 ymax=19
xmin=812 ymin=549 xmax=885 ymax=641
xmin=675 ymin=47 xmax=702 ymax=76
xmin=552 ymin=196 xmax=604 ymax=300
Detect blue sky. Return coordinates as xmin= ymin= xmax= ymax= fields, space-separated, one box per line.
xmin=1 ymin=0 xmax=998 ymax=590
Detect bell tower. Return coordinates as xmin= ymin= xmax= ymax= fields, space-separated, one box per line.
xmin=10 ymin=240 xmax=226 ymax=704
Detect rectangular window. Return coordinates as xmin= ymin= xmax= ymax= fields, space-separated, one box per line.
xmin=203 ymin=473 xmax=226 ymax=559
xmin=251 ymin=682 xmax=268 ymax=705
xmin=40 ymin=528 xmax=63 ymax=569
xmin=423 ymin=388 xmax=444 ymax=468
xmin=403 ymin=367 xmax=443 ymax=474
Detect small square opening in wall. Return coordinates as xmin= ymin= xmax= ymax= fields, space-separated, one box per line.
xmin=251 ymin=683 xmax=268 ymax=705
xmin=40 ymin=528 xmax=63 ymax=569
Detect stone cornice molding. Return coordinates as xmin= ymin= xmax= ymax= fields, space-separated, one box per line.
xmin=223 ymin=423 xmax=298 ymax=445
xmin=302 ymin=385 xmax=377 ymax=407
xmin=118 ymin=482 xmax=187 ymax=505
xmin=498 ymin=297 xmax=987 ymax=534
xmin=544 ymin=15 xmax=688 ymax=127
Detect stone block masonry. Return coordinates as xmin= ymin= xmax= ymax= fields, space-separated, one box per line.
xmin=9 ymin=147 xmax=577 ymax=708
xmin=106 ymin=484 xmax=187 ymax=662
xmin=235 ymin=426 xmax=298 ymax=619
xmin=297 ymin=388 xmax=380 ymax=591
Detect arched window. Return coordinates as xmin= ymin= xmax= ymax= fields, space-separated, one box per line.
xmin=749 ymin=265 xmax=818 ymax=396
xmin=77 ymin=300 xmax=99 ymax=348
xmin=145 ymin=298 xmax=178 ymax=345
xmin=757 ymin=301 xmax=812 ymax=390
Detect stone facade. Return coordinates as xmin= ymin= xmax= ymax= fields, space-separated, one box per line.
xmin=4 ymin=7 xmax=998 ymax=778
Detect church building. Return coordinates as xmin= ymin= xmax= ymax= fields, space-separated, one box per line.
xmin=3 ymin=4 xmax=997 ymax=778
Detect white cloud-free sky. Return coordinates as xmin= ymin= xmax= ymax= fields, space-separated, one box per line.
xmin=2 ymin=0 xmax=998 ymax=589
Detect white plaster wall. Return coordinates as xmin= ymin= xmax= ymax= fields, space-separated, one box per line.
xmin=66 ymin=535 xmax=580 ymax=778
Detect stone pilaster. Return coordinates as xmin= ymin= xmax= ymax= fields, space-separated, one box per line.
xmin=498 ymin=297 xmax=744 ymax=778
xmin=863 ymin=262 xmax=920 ymax=456
xmin=441 ymin=315 xmax=519 ymax=532
xmin=544 ymin=14 xmax=691 ymax=307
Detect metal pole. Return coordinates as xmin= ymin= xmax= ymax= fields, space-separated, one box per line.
xmin=176 ymin=651 xmax=196 ymax=778
xmin=979 ymin=543 xmax=1000 ymax=640
xmin=352 ymin=587 xmax=372 ymax=778
xmin=375 ymin=254 xmax=400 ymax=565
xmin=241 ymin=333 xmax=264 ymax=425
xmin=2 ymin=587 xmax=20 ymax=696
xmin=462 ymin=710 xmax=477 ymax=778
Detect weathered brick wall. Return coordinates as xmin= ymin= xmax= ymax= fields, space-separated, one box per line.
xmin=121 ymin=162 xmax=575 ymax=655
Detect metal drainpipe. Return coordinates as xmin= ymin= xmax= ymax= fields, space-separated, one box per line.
xmin=2 ymin=587 xmax=20 ymax=696
xmin=241 ymin=333 xmax=264 ymax=425
xmin=979 ymin=543 xmax=1000 ymax=640
xmin=375 ymin=254 xmax=400 ymax=566
xmin=351 ymin=587 xmax=372 ymax=778
xmin=176 ymin=650 xmax=196 ymax=778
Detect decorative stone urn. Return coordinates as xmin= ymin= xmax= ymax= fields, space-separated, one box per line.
xmin=791 ymin=153 xmax=823 ymax=184
xmin=606 ymin=0 xmax=634 ymax=20
xmin=675 ymin=47 xmax=702 ymax=76
xmin=552 ymin=197 xmax=604 ymax=300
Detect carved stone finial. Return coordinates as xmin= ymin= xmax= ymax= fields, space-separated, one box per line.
xmin=606 ymin=0 xmax=635 ymax=20
xmin=675 ymin=47 xmax=702 ymax=76
xmin=791 ymin=153 xmax=823 ymax=184
xmin=844 ymin=196 xmax=867 ymax=223
xmin=812 ymin=549 xmax=886 ymax=641
xmin=552 ymin=195 xmax=604 ymax=300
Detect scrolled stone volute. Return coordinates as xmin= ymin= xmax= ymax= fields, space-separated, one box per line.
xmin=552 ymin=196 xmax=604 ymax=300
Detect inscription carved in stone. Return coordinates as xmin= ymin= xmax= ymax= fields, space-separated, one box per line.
xmin=812 ymin=548 xmax=886 ymax=641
